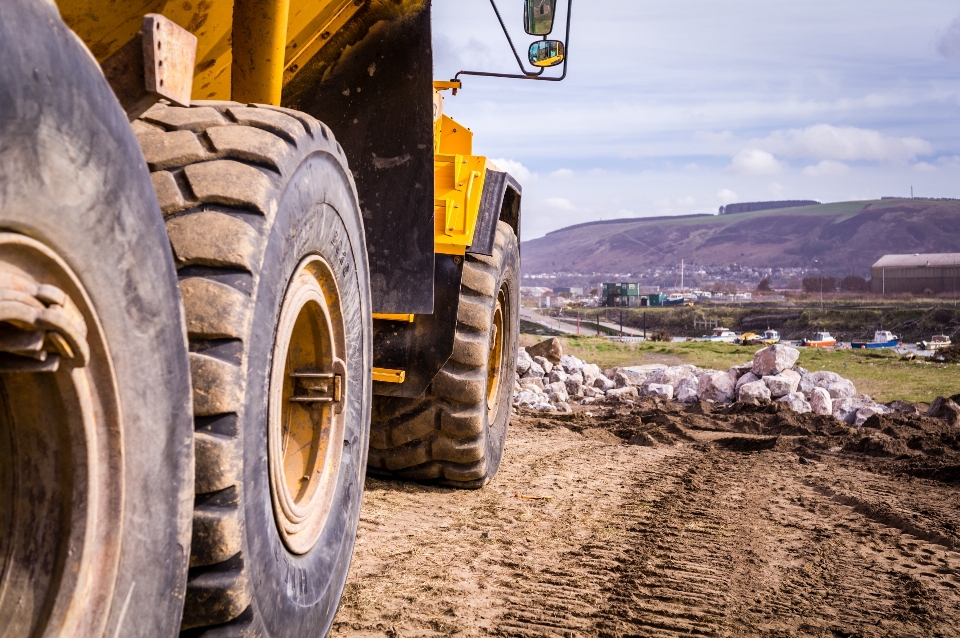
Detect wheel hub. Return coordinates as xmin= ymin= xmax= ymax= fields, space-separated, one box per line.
xmin=0 ymin=233 xmax=122 ymax=637
xmin=268 ymin=256 xmax=347 ymax=555
xmin=486 ymin=284 xmax=508 ymax=419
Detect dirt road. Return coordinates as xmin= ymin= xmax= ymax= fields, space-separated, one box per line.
xmin=332 ymin=402 xmax=960 ymax=637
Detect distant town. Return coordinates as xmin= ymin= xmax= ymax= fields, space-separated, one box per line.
xmin=522 ymin=252 xmax=960 ymax=308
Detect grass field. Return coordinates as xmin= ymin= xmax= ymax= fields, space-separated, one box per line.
xmin=520 ymin=334 xmax=960 ymax=404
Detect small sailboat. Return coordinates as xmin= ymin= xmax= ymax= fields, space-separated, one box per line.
xmin=917 ymin=335 xmax=951 ymax=350
xmin=801 ymin=331 xmax=837 ymax=348
xmin=851 ymin=330 xmax=900 ymax=349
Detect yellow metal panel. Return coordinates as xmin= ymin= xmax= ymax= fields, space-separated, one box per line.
xmin=372 ymin=368 xmax=406 ymax=384
xmin=283 ymin=0 xmax=363 ymax=83
xmin=434 ymin=152 xmax=486 ymax=254
xmin=372 ymin=314 xmax=415 ymax=322
xmin=437 ymin=114 xmax=473 ymax=156
xmin=231 ymin=0 xmax=290 ymax=105
xmin=58 ymin=0 xmax=235 ymax=100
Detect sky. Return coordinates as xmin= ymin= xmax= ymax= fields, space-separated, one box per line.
xmin=431 ymin=0 xmax=960 ymax=240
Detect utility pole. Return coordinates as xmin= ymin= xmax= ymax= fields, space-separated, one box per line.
xmin=681 ymin=259 xmax=684 ymax=292
xmin=619 ymin=310 xmax=623 ymax=336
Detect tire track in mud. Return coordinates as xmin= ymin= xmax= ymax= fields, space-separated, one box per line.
xmin=494 ymin=446 xmax=742 ymax=638
xmin=491 ymin=442 xmax=960 ymax=638
xmin=333 ymin=415 xmax=960 ymax=638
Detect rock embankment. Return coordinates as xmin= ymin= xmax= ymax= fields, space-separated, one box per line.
xmin=513 ymin=339 xmax=910 ymax=426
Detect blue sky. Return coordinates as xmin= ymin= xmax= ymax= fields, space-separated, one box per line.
xmin=432 ymin=1 xmax=960 ymax=239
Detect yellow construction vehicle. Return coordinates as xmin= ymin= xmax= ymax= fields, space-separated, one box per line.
xmin=0 ymin=0 xmax=570 ymax=635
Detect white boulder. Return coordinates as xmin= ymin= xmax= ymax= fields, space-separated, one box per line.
xmin=520 ymin=377 xmax=545 ymax=392
xmin=738 ymin=380 xmax=771 ymax=403
xmin=698 ymin=370 xmax=736 ymax=403
xmin=736 ymin=371 xmax=760 ymax=391
xmin=810 ymin=387 xmax=832 ymax=415
xmin=522 ymin=359 xmax=544 ymax=379
xmin=580 ymin=363 xmax=601 ymax=385
xmin=544 ymin=381 xmax=569 ymax=404
xmin=533 ymin=356 xmax=553 ymax=375
xmin=675 ymin=376 xmax=700 ymax=403
xmin=752 ymin=344 xmax=800 ymax=377
xmin=593 ymin=376 xmax=615 ymax=392
xmin=646 ymin=383 xmax=674 ymax=400
xmin=763 ymin=370 xmax=801 ymax=398
xmin=779 ymin=392 xmax=812 ymax=413
xmin=607 ymin=386 xmax=639 ymax=400
xmin=826 ymin=379 xmax=857 ymax=399
xmin=548 ymin=367 xmax=568 ymax=384
xmin=565 ymin=372 xmax=584 ymax=397
xmin=560 ymin=354 xmax=584 ymax=374
xmin=516 ymin=348 xmax=532 ymax=376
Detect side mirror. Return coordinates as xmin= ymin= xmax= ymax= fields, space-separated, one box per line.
xmin=528 ymin=40 xmax=565 ymax=67
xmin=524 ymin=0 xmax=557 ymax=36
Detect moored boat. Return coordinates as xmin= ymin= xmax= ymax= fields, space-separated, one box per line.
xmin=703 ymin=327 xmax=738 ymax=343
xmin=917 ymin=335 xmax=952 ymax=350
xmin=663 ymin=293 xmax=686 ymax=307
xmin=851 ymin=330 xmax=900 ymax=349
xmin=760 ymin=329 xmax=780 ymax=345
xmin=801 ymin=331 xmax=837 ymax=348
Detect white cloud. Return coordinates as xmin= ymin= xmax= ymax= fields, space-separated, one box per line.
xmin=615 ymin=209 xmax=636 ymax=218
xmin=938 ymin=13 xmax=960 ymax=59
xmin=803 ymin=160 xmax=850 ymax=177
xmin=490 ymin=158 xmax=535 ymax=182
xmin=768 ymin=182 xmax=784 ymax=198
xmin=545 ymin=197 xmax=576 ymax=211
xmin=717 ymin=189 xmax=739 ymax=204
xmin=757 ymin=125 xmax=932 ymax=162
xmin=550 ymin=168 xmax=575 ymax=179
xmin=729 ymin=149 xmax=784 ymax=175
xmin=676 ymin=196 xmax=697 ymax=205
xmin=913 ymin=162 xmax=937 ymax=172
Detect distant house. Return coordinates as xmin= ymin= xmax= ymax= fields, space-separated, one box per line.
xmin=871 ymin=253 xmax=960 ymax=294
xmin=554 ymin=286 xmax=584 ymax=296
xmin=602 ymin=282 xmax=640 ymax=307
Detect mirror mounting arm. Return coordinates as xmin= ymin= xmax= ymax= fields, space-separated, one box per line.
xmin=454 ymin=0 xmax=572 ymax=84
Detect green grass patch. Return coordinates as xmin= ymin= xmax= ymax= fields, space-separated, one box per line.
xmin=522 ymin=334 xmax=960 ymax=403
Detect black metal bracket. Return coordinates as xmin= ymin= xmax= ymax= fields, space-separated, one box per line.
xmin=454 ymin=0 xmax=572 ymax=84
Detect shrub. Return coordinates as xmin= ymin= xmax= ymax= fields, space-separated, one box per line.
xmin=648 ymin=329 xmax=673 ymax=342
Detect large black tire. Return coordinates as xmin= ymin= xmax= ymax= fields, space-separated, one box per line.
xmin=0 ymin=2 xmax=194 ymax=637
xmin=369 ymin=222 xmax=520 ymax=488
xmin=134 ymin=101 xmax=372 ymax=635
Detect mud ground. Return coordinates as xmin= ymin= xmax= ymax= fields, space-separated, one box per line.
xmin=331 ymin=399 xmax=960 ymax=638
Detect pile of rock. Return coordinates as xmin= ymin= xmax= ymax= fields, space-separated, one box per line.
xmin=513 ymin=339 xmax=891 ymax=425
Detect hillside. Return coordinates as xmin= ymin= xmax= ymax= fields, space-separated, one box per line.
xmin=521 ymin=199 xmax=960 ymax=277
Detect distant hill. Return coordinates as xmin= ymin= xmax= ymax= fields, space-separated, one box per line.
xmin=521 ymin=199 xmax=960 ymax=276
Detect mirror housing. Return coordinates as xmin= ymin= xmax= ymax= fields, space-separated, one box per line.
xmin=524 ymin=0 xmax=557 ymax=36
xmin=528 ymin=40 xmax=565 ymax=68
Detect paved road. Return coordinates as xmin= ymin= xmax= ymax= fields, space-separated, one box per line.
xmin=520 ymin=308 xmax=646 ymax=337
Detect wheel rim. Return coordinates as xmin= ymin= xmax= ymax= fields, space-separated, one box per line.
xmin=268 ymin=256 xmax=347 ymax=555
xmin=486 ymin=283 xmax=508 ymax=420
xmin=0 ymin=233 xmax=122 ymax=637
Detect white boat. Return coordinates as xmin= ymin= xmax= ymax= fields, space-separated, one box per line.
xmin=801 ymin=331 xmax=836 ymax=348
xmin=918 ymin=335 xmax=952 ymax=350
xmin=702 ymin=327 xmax=738 ymax=343
xmin=851 ymin=330 xmax=900 ymax=350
